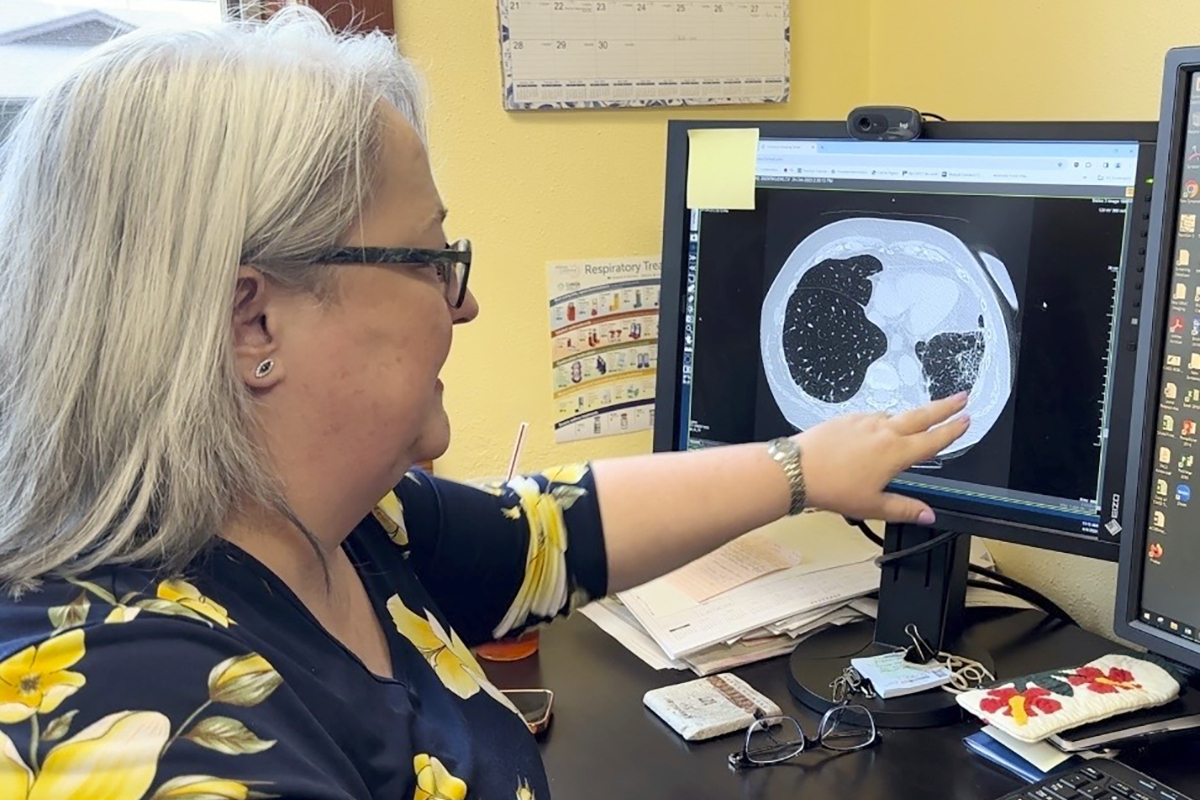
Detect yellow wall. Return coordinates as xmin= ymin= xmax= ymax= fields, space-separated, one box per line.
xmin=395 ymin=0 xmax=870 ymax=479
xmin=867 ymin=1 xmax=1198 ymax=120
xmin=397 ymin=0 xmax=1198 ymax=634
xmin=864 ymin=0 xmax=1197 ymax=637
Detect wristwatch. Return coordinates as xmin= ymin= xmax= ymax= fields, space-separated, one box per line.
xmin=767 ymin=437 xmax=807 ymax=516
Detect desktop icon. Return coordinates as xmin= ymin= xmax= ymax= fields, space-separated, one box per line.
xmin=1163 ymin=414 xmax=1175 ymax=432
xmin=1166 ymin=354 xmax=1182 ymax=368
xmin=1170 ymin=316 xmax=1185 ymax=333
xmin=1193 ymin=318 xmax=1200 ymax=337
xmin=1167 ymin=382 xmax=1179 ymax=399
xmin=1180 ymin=454 xmax=1195 ymax=470
xmin=1180 ymin=484 xmax=1192 ymax=503
xmin=1182 ymin=213 xmax=1197 ymax=234
xmin=1180 ymin=249 xmax=1192 ymax=267
xmin=1187 ymin=387 xmax=1200 ymax=403
xmin=1177 ymin=284 xmax=1189 ymax=301
xmin=1191 ymin=353 xmax=1200 ymax=370
xmin=1186 ymin=180 xmax=1200 ymax=200
xmin=1149 ymin=543 xmax=1164 ymax=561
xmin=1184 ymin=420 xmax=1197 ymax=436
xmin=1157 ymin=478 xmax=1169 ymax=496
xmin=1153 ymin=510 xmax=1166 ymax=528
xmin=1171 ymin=621 xmax=1181 ymax=631
xmin=1160 ymin=446 xmax=1172 ymax=465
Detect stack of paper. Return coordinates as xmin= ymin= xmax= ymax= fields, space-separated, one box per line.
xmin=581 ymin=512 xmax=881 ymax=675
xmin=580 ymin=513 xmax=1034 ymax=676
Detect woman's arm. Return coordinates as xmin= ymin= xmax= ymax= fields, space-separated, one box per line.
xmin=592 ymin=394 xmax=969 ymax=592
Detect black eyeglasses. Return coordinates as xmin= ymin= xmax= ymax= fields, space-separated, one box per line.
xmin=313 ymin=238 xmax=472 ymax=308
xmin=727 ymin=705 xmax=879 ymax=770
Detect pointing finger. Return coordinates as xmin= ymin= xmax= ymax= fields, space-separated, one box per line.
xmin=890 ymin=393 xmax=969 ymax=436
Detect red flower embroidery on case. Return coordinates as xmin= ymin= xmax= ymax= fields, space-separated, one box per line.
xmin=979 ymin=686 xmax=1062 ymax=726
xmin=1067 ymin=666 xmax=1142 ymax=694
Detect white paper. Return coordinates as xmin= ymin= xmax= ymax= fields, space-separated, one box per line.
xmin=547 ymin=256 xmax=661 ymax=443
xmin=663 ymin=534 xmax=801 ymax=603
xmin=981 ymin=725 xmax=1074 ymax=772
xmin=581 ymin=516 xmax=1031 ymax=677
xmin=497 ymin=0 xmax=790 ymax=110
xmin=579 ymin=598 xmax=683 ymax=670
xmin=618 ymin=512 xmax=881 ymax=658
xmin=622 ymin=560 xmax=880 ymax=659
xmin=850 ymin=652 xmax=953 ymax=699
xmin=682 ymin=635 xmax=800 ymax=676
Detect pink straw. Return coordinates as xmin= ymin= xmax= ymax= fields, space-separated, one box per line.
xmin=505 ymin=421 xmax=529 ymax=482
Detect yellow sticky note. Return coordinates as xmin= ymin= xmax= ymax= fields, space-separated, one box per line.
xmin=686 ymin=128 xmax=760 ymax=211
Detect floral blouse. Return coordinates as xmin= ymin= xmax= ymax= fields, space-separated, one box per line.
xmin=0 ymin=465 xmax=606 ymax=800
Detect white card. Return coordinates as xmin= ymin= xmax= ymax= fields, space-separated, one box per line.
xmin=851 ymin=652 xmax=953 ymax=699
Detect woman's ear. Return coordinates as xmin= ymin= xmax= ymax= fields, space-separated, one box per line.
xmin=232 ymin=266 xmax=284 ymax=390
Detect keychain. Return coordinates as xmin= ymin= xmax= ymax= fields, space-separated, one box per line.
xmin=897 ymin=623 xmax=995 ymax=693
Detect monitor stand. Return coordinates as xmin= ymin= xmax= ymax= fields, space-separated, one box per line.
xmin=788 ymin=523 xmax=1003 ymax=728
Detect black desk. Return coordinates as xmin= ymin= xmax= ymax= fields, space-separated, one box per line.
xmin=484 ymin=611 xmax=1200 ymax=800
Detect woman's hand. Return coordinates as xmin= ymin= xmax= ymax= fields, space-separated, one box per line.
xmin=796 ymin=393 xmax=970 ymax=525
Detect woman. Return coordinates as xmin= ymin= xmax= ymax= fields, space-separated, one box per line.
xmin=0 ymin=10 xmax=967 ymax=800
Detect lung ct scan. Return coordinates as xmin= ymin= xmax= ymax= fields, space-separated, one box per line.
xmin=761 ymin=218 xmax=1018 ymax=460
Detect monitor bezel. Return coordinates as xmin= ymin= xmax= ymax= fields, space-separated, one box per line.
xmin=655 ymin=119 xmax=1158 ymax=561
xmin=1115 ymin=48 xmax=1200 ymax=671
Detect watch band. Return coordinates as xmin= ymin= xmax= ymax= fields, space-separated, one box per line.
xmin=767 ymin=437 xmax=807 ymax=516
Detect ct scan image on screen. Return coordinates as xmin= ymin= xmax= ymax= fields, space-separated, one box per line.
xmin=681 ymin=145 xmax=1136 ymax=526
xmin=760 ymin=216 xmax=1018 ymax=461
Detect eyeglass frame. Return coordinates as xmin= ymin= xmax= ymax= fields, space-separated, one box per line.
xmin=312 ymin=238 xmax=473 ymax=308
xmin=727 ymin=704 xmax=880 ymax=770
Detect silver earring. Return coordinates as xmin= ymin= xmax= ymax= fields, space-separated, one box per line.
xmin=254 ymin=358 xmax=274 ymax=379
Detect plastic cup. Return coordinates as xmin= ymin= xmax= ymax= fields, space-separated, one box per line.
xmin=476 ymin=629 xmax=540 ymax=661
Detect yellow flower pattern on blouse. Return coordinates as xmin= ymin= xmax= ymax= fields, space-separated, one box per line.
xmin=156 ymin=580 xmax=233 ymax=627
xmin=103 ymin=605 xmax=141 ymax=624
xmin=0 ymin=630 xmax=86 ymax=724
xmin=0 ymin=709 xmax=170 ymax=800
xmin=150 ymin=775 xmax=267 ymax=799
xmin=0 ymin=461 xmax=596 ymax=799
xmin=0 ymin=620 xmax=280 ymax=800
xmin=413 ymin=754 xmax=467 ymax=800
xmin=372 ymin=490 xmax=410 ymax=547
xmin=386 ymin=595 xmax=520 ymax=716
xmin=491 ymin=464 xmax=591 ymax=638
xmin=541 ymin=464 xmax=589 ymax=485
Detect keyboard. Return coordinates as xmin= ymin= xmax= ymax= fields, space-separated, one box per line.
xmin=997 ymin=759 xmax=1192 ymax=800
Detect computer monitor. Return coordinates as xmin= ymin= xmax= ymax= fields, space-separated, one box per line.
xmin=655 ymin=119 xmax=1159 ymax=726
xmin=1116 ymin=47 xmax=1200 ymax=673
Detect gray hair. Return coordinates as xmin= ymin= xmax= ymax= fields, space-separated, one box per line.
xmin=0 ymin=7 xmax=426 ymax=589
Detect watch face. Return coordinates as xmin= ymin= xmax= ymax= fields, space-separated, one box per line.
xmin=767 ymin=439 xmax=805 ymax=513
xmin=771 ymin=437 xmax=799 ymax=457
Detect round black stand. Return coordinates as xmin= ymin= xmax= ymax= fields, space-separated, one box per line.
xmin=787 ymin=609 xmax=1013 ymax=729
